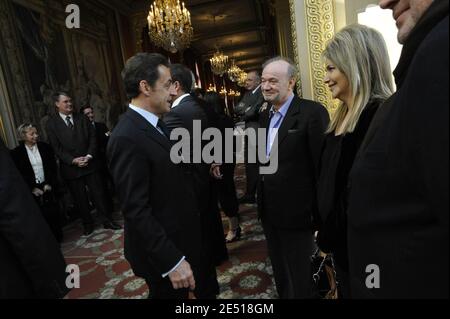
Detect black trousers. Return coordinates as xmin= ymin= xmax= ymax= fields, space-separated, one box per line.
xmin=217 ymin=164 xmax=239 ymax=218
xmin=66 ymin=172 xmax=111 ymax=227
xmin=145 ymin=278 xmax=189 ymax=299
xmin=261 ymin=218 xmax=313 ymax=299
xmin=244 ymin=136 xmax=258 ymax=198
xmin=33 ymin=186 xmax=63 ymax=242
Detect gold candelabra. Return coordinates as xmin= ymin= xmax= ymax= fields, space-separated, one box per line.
xmin=147 ymin=0 xmax=193 ymax=53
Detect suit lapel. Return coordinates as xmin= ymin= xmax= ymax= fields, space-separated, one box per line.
xmin=126 ymin=109 xmax=172 ymax=153
xmin=275 ymin=96 xmax=300 ymax=148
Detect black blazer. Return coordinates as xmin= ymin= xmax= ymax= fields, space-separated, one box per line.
xmin=10 ymin=142 xmax=58 ymax=191
xmin=94 ymin=122 xmax=110 ymax=157
xmin=0 ymin=140 xmax=69 ymax=298
xmin=257 ymin=95 xmax=329 ymax=230
xmin=46 ymin=113 xmax=98 ymax=180
xmin=347 ymin=3 xmax=449 ymax=298
xmin=107 ymin=108 xmax=201 ymax=282
xmin=163 ymin=95 xmax=211 ymax=213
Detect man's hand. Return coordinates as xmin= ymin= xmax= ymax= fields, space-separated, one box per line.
xmin=43 ymin=184 xmax=52 ymax=193
xmin=210 ymin=164 xmax=223 ymax=180
xmin=72 ymin=157 xmax=89 ymax=168
xmin=32 ymin=188 xmax=44 ymax=197
xmin=168 ymin=260 xmax=195 ymax=290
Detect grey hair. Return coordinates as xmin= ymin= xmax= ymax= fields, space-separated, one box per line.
xmin=263 ymin=56 xmax=298 ymax=80
xmin=17 ymin=123 xmax=37 ymax=141
xmin=323 ymin=24 xmax=394 ymax=134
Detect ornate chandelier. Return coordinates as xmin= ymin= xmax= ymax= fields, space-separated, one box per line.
xmin=147 ymin=0 xmax=193 ymax=53
xmin=228 ymin=59 xmax=243 ymax=82
xmin=210 ymin=47 xmax=229 ymax=76
xmin=237 ymin=71 xmax=248 ymax=87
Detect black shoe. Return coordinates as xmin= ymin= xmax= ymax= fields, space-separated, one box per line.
xmin=226 ymin=226 xmax=242 ymax=243
xmin=238 ymin=195 xmax=256 ymax=204
xmin=103 ymin=221 xmax=122 ymax=230
xmin=83 ymin=226 xmax=94 ymax=236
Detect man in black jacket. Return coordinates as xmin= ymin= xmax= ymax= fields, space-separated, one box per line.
xmin=81 ymin=105 xmax=114 ymax=212
xmin=107 ymin=53 xmax=202 ymax=299
xmin=46 ymin=93 xmax=120 ymax=235
xmin=235 ymin=71 xmax=265 ymax=204
xmin=163 ymin=64 xmax=220 ymax=299
xmin=347 ymin=0 xmax=449 ymax=298
xmin=258 ymin=57 xmax=329 ymax=298
xmin=0 ymin=139 xmax=69 ymax=299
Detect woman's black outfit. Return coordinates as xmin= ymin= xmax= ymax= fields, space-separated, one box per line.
xmin=316 ymin=100 xmax=381 ymax=298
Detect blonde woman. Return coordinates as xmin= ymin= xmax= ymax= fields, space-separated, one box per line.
xmin=316 ymin=24 xmax=394 ymax=298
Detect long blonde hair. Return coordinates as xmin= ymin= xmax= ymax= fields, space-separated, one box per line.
xmin=323 ymin=24 xmax=394 ymax=134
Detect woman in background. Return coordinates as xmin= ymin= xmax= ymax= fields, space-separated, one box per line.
xmin=11 ymin=123 xmax=63 ymax=242
xmin=316 ymin=24 xmax=394 ymax=298
xmin=204 ymin=92 xmax=241 ymax=243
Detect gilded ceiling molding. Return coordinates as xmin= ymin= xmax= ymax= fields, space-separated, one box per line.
xmin=288 ymin=0 xmax=303 ymax=97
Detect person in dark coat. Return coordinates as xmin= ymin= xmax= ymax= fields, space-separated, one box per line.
xmin=235 ymin=71 xmax=265 ymax=204
xmin=0 ymin=139 xmax=69 ymax=299
xmin=46 ymin=92 xmax=121 ymax=236
xmin=10 ymin=124 xmax=64 ymax=242
xmin=204 ymin=92 xmax=241 ymax=243
xmin=163 ymin=64 xmax=220 ymax=299
xmin=257 ymin=57 xmax=329 ymax=299
xmin=107 ymin=53 xmax=202 ymax=299
xmin=80 ymin=105 xmax=114 ymax=212
xmin=347 ymin=0 xmax=449 ymax=298
xmin=316 ymin=25 xmax=394 ymax=298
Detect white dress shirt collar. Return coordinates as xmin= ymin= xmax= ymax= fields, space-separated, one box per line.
xmin=59 ymin=112 xmax=74 ymax=124
xmin=171 ymin=93 xmax=191 ymax=109
xmin=129 ymin=104 xmax=160 ymax=129
xmin=252 ymin=84 xmax=261 ymax=95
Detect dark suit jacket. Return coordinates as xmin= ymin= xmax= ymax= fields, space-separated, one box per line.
xmin=347 ymin=2 xmax=449 ymax=298
xmin=0 ymin=140 xmax=69 ymax=299
xmin=257 ymin=95 xmax=329 ymax=230
xmin=107 ymin=108 xmax=201 ymax=282
xmin=236 ymin=87 xmax=265 ymax=129
xmin=10 ymin=142 xmax=58 ymax=191
xmin=46 ymin=113 xmax=98 ymax=180
xmin=94 ymin=122 xmax=109 ymax=158
xmin=163 ymin=95 xmax=211 ymax=214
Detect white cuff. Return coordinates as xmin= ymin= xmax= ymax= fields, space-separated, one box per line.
xmin=162 ymin=256 xmax=185 ymax=278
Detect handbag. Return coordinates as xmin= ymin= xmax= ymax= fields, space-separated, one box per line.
xmin=311 ymin=248 xmax=339 ymax=299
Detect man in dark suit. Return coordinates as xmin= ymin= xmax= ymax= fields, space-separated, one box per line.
xmin=235 ymin=71 xmax=265 ymax=204
xmin=80 ymin=105 xmax=110 ymax=160
xmin=257 ymin=57 xmax=329 ymax=298
xmin=81 ymin=105 xmax=114 ymax=212
xmin=46 ymin=93 xmax=120 ymax=236
xmin=107 ymin=53 xmax=202 ymax=299
xmin=163 ymin=64 xmax=220 ymax=299
xmin=0 ymin=139 xmax=69 ymax=299
xmin=347 ymin=0 xmax=448 ymax=298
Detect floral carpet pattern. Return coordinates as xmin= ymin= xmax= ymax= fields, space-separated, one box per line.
xmin=64 ymin=165 xmax=277 ymax=299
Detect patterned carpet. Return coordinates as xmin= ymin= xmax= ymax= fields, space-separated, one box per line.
xmin=63 ymin=164 xmax=277 ymax=299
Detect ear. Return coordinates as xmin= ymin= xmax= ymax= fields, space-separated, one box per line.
xmin=288 ymin=78 xmax=296 ymax=91
xmin=139 ymin=80 xmax=151 ymax=97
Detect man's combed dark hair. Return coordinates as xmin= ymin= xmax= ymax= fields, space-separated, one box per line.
xmin=121 ymin=53 xmax=170 ymax=100
xmin=170 ymin=64 xmax=193 ymax=94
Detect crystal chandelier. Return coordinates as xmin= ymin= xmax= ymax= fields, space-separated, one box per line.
xmin=237 ymin=71 xmax=248 ymax=87
xmin=147 ymin=0 xmax=193 ymax=53
xmin=228 ymin=59 xmax=243 ymax=82
xmin=210 ymin=47 xmax=229 ymax=76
